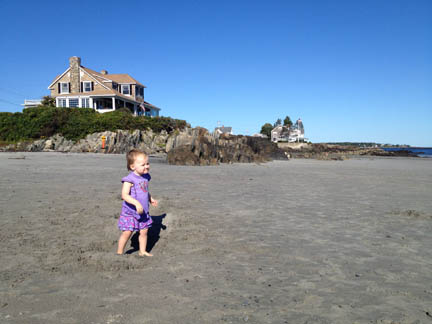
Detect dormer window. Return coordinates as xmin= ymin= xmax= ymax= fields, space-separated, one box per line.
xmin=112 ymin=82 xmax=118 ymax=91
xmin=60 ymin=82 xmax=69 ymax=94
xmin=80 ymin=81 xmax=93 ymax=92
xmin=122 ymin=84 xmax=130 ymax=95
xmin=83 ymin=81 xmax=92 ymax=92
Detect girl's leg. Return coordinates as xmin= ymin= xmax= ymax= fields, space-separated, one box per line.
xmin=138 ymin=228 xmax=153 ymax=257
xmin=117 ymin=231 xmax=132 ymax=254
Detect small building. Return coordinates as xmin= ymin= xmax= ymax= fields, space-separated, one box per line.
xmin=47 ymin=56 xmax=160 ymax=116
xmin=214 ymin=126 xmax=233 ymax=136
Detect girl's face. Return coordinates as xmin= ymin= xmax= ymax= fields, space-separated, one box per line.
xmin=130 ymin=154 xmax=150 ymax=176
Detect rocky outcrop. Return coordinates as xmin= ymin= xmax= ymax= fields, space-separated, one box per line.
xmin=282 ymin=143 xmax=419 ymax=159
xmin=68 ymin=130 xmax=169 ymax=154
xmin=0 ymin=127 xmax=288 ymax=165
xmin=1 ymin=130 xmax=170 ymax=154
xmin=167 ymin=128 xmax=287 ymax=165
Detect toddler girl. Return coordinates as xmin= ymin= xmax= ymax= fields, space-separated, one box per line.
xmin=117 ymin=149 xmax=158 ymax=256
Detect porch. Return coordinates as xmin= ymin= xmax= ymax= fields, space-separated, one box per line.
xmin=93 ymin=97 xmax=138 ymax=115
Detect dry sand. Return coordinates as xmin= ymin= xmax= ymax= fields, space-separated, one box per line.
xmin=0 ymin=152 xmax=431 ymax=324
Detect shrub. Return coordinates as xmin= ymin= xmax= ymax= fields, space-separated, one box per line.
xmin=0 ymin=107 xmax=189 ymax=142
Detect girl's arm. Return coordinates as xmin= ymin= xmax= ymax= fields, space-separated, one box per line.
xmin=148 ymin=192 xmax=158 ymax=207
xmin=122 ymin=182 xmax=144 ymax=214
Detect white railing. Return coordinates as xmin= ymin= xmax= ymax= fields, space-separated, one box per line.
xmin=24 ymin=99 xmax=42 ymax=105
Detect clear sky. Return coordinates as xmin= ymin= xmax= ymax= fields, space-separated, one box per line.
xmin=0 ymin=0 xmax=431 ymax=146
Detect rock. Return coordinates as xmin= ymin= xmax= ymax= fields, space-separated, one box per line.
xmin=28 ymin=139 xmax=47 ymax=152
xmin=167 ymin=129 xmax=287 ymax=165
xmin=51 ymin=134 xmax=74 ymax=151
xmin=167 ymin=145 xmax=201 ymax=165
xmin=43 ymin=139 xmax=53 ymax=150
xmin=282 ymin=143 xmax=419 ymax=159
xmin=3 ymin=127 xmax=289 ymax=165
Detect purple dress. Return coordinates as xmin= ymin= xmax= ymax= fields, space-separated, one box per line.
xmin=118 ymin=172 xmax=153 ymax=231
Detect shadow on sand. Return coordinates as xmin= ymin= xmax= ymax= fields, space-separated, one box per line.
xmin=125 ymin=213 xmax=167 ymax=254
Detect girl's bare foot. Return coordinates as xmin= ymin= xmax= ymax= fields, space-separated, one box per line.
xmin=138 ymin=251 xmax=153 ymax=257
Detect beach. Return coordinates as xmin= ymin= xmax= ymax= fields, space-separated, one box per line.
xmin=0 ymin=152 xmax=431 ymax=324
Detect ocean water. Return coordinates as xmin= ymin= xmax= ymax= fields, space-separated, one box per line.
xmin=382 ymin=147 xmax=432 ymax=158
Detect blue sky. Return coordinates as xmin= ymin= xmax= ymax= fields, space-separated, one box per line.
xmin=0 ymin=0 xmax=431 ymax=146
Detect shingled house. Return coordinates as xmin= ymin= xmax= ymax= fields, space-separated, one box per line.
xmin=47 ymin=56 xmax=160 ymax=116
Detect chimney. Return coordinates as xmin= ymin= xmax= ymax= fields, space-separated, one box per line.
xmin=69 ymin=56 xmax=81 ymax=93
xmin=100 ymin=70 xmax=108 ymax=75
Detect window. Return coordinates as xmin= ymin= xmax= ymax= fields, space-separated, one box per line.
xmin=83 ymin=82 xmax=92 ymax=92
xmin=58 ymin=99 xmax=66 ymax=107
xmin=122 ymin=84 xmax=130 ymax=95
xmin=112 ymin=82 xmax=118 ymax=91
xmin=81 ymin=98 xmax=89 ymax=108
xmin=69 ymin=98 xmax=79 ymax=107
xmin=60 ymin=82 xmax=69 ymax=93
xmin=136 ymin=86 xmax=144 ymax=97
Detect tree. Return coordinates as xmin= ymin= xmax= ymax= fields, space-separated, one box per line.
xmin=283 ymin=116 xmax=292 ymax=128
xmin=40 ymin=96 xmax=56 ymax=107
xmin=260 ymin=123 xmax=273 ymax=138
xmin=273 ymin=118 xmax=282 ymax=127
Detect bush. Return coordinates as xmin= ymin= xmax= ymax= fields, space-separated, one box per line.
xmin=40 ymin=96 xmax=56 ymax=107
xmin=0 ymin=107 xmax=189 ymax=142
xmin=260 ymin=123 xmax=273 ymax=139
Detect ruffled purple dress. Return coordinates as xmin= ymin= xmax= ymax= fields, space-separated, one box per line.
xmin=118 ymin=172 xmax=153 ymax=231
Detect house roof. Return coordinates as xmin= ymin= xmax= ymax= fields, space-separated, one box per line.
xmin=81 ymin=67 xmax=146 ymax=87
xmin=215 ymin=126 xmax=232 ymax=133
xmin=107 ymin=74 xmax=145 ymax=87
xmin=48 ymin=64 xmax=147 ymax=90
xmin=48 ymin=70 xmax=70 ymax=89
xmin=142 ymin=101 xmax=161 ymax=111
xmin=271 ymin=125 xmax=288 ymax=132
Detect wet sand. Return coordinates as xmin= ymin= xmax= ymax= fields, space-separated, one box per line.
xmin=0 ymin=152 xmax=431 ymax=323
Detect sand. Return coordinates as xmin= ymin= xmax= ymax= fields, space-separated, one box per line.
xmin=0 ymin=152 xmax=431 ymax=324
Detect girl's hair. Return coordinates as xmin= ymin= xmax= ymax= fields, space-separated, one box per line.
xmin=126 ymin=149 xmax=147 ymax=171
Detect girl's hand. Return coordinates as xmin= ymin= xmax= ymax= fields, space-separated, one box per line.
xmin=150 ymin=198 xmax=158 ymax=207
xmin=135 ymin=202 xmax=144 ymax=214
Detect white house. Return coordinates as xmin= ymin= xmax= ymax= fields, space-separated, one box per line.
xmin=271 ymin=118 xmax=305 ymax=143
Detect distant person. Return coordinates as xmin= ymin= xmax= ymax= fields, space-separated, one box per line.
xmin=117 ymin=149 xmax=158 ymax=256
